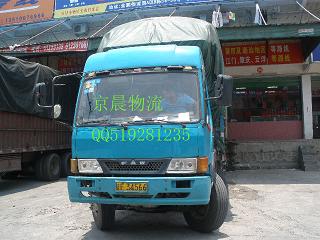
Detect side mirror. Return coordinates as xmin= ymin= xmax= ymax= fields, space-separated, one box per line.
xmin=35 ymin=82 xmax=48 ymax=106
xmin=206 ymin=74 xmax=233 ymax=107
xmin=53 ymin=104 xmax=62 ymax=119
xmin=221 ymin=75 xmax=233 ymax=106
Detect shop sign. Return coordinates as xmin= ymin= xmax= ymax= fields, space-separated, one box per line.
xmin=0 ymin=0 xmax=54 ymax=26
xmin=298 ymin=28 xmax=314 ymax=36
xmin=222 ymin=41 xmax=267 ymax=66
xmin=54 ymin=0 xmax=220 ymax=18
xmin=222 ymin=39 xmax=303 ymax=67
xmin=0 ymin=39 xmax=89 ymax=53
xmin=268 ymin=40 xmax=303 ymax=65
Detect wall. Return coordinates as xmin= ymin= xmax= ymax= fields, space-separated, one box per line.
xmin=228 ymin=121 xmax=303 ymax=141
xmin=228 ymin=139 xmax=320 ymax=169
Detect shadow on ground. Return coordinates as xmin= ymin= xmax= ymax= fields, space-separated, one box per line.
xmin=0 ymin=176 xmax=64 ymax=197
xmin=226 ymin=169 xmax=320 ymax=185
xmin=81 ymin=209 xmax=231 ymax=240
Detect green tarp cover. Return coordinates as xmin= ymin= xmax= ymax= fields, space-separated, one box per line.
xmin=0 ymin=55 xmax=79 ymax=123
xmin=98 ymin=16 xmax=224 ymax=97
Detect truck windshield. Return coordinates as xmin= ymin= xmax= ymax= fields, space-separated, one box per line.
xmin=76 ymin=71 xmax=200 ymax=125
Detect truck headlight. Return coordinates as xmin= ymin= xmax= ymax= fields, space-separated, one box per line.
xmin=78 ymin=159 xmax=103 ymax=173
xmin=166 ymin=158 xmax=197 ymax=174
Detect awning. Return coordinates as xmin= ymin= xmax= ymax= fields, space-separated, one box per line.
xmin=88 ymin=23 xmax=320 ymax=51
xmin=218 ymin=23 xmax=320 ymax=41
xmin=2 ymin=23 xmax=320 ymax=59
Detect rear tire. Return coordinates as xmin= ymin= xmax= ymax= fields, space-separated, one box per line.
xmin=60 ymin=152 xmax=71 ymax=177
xmin=41 ymin=153 xmax=61 ymax=181
xmin=183 ymin=174 xmax=229 ymax=233
xmin=35 ymin=156 xmax=45 ymax=180
xmin=91 ymin=204 xmax=116 ymax=231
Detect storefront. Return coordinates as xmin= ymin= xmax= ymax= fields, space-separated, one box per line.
xmin=221 ymin=37 xmax=315 ymax=142
xmin=218 ymin=24 xmax=320 ymax=168
xmin=228 ymin=77 xmax=303 ymax=140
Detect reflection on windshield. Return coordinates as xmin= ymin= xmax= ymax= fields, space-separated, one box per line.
xmin=76 ymin=72 xmax=200 ymax=125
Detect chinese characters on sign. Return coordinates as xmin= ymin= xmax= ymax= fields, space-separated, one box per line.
xmin=0 ymin=39 xmax=89 ymax=53
xmin=54 ymin=0 xmax=219 ymax=18
xmin=222 ymin=40 xmax=303 ymax=67
xmin=223 ymin=41 xmax=267 ymax=66
xmin=105 ymin=0 xmax=208 ymax=12
xmin=0 ymin=0 xmax=54 ymax=26
xmin=268 ymin=40 xmax=303 ymax=64
xmin=92 ymin=95 xmax=164 ymax=113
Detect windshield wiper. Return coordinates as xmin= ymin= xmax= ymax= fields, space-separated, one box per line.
xmin=79 ymin=119 xmax=128 ymax=129
xmin=126 ymin=119 xmax=186 ymax=128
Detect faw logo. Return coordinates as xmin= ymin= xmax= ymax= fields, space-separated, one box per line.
xmin=120 ymin=161 xmax=147 ymax=166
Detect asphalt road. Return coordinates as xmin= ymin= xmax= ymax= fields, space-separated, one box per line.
xmin=0 ymin=170 xmax=319 ymax=240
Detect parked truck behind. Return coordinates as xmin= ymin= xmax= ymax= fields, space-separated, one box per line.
xmin=0 ymin=55 xmax=80 ymax=180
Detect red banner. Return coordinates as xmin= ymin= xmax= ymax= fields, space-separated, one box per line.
xmin=222 ymin=39 xmax=303 ymax=67
xmin=0 ymin=39 xmax=89 ymax=53
xmin=223 ymin=41 xmax=267 ymax=66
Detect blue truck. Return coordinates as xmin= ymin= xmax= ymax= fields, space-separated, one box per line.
xmin=38 ymin=17 xmax=233 ymax=232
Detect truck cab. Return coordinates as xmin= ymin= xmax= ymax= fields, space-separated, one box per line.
xmin=68 ymin=44 xmax=231 ymax=232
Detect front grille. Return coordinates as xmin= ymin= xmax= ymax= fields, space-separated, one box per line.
xmin=104 ymin=160 xmax=164 ymax=173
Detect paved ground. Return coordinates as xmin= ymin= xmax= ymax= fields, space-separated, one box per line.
xmin=0 ymin=170 xmax=319 ymax=240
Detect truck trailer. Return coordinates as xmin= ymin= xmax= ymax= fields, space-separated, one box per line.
xmin=38 ymin=17 xmax=233 ymax=232
xmin=0 ymin=55 xmax=80 ymax=180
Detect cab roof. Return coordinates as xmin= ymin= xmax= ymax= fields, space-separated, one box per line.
xmin=84 ymin=45 xmax=202 ymax=73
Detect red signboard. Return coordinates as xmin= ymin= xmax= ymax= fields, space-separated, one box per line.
xmin=0 ymin=39 xmax=89 ymax=53
xmin=223 ymin=41 xmax=267 ymax=66
xmin=268 ymin=40 xmax=303 ymax=65
xmin=0 ymin=0 xmax=54 ymax=26
xmin=222 ymin=39 xmax=304 ymax=67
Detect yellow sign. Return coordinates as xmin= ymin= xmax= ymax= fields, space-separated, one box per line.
xmin=116 ymin=182 xmax=148 ymax=192
xmin=54 ymin=3 xmax=106 ymax=18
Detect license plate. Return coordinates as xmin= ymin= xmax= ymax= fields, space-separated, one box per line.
xmin=115 ymin=182 xmax=148 ymax=192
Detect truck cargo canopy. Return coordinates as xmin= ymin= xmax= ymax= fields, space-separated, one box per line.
xmin=98 ymin=16 xmax=224 ymax=97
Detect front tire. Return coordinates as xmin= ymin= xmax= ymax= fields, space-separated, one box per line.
xmin=183 ymin=174 xmax=229 ymax=233
xmin=91 ymin=204 xmax=115 ymax=231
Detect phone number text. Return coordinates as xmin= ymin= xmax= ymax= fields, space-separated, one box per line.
xmin=91 ymin=128 xmax=191 ymax=143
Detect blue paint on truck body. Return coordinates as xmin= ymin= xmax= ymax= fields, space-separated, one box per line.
xmin=68 ymin=45 xmax=215 ymax=205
